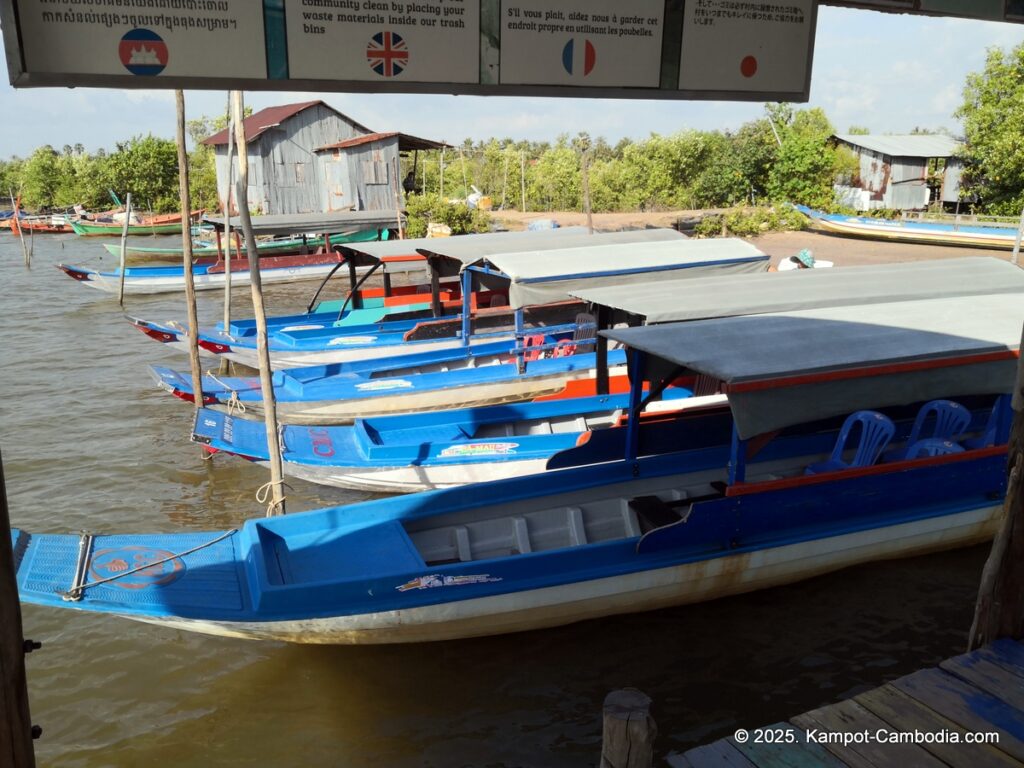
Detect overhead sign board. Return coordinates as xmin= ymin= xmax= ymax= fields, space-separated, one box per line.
xmin=5 ymin=0 xmax=1022 ymax=100
xmin=0 ymin=0 xmax=816 ymax=99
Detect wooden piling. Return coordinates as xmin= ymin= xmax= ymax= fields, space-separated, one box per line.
xmin=9 ymin=192 xmax=30 ymax=267
xmin=222 ymin=93 xmax=236 ymax=340
xmin=232 ymin=91 xmax=286 ymax=517
xmin=970 ymin=367 xmax=1024 ymax=649
xmin=175 ymin=90 xmax=204 ymax=410
xmin=0 ymin=450 xmax=38 ymax=768
xmin=600 ymin=689 xmax=655 ymax=768
xmin=117 ymin=193 xmax=132 ymax=307
xmin=582 ymin=151 xmax=593 ymax=235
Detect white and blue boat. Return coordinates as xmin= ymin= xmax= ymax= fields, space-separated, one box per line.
xmin=795 ymin=204 xmax=1019 ymax=249
xmin=186 ymin=257 xmax=1020 ymax=486
xmin=132 ymin=229 xmax=711 ymax=368
xmin=56 ymin=210 xmax=406 ymax=295
xmin=12 ymin=268 xmax=1024 ymax=644
xmin=190 ymin=389 xmax=700 ymax=493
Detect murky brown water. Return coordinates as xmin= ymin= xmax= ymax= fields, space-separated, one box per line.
xmin=1 ymin=234 xmax=992 ymax=767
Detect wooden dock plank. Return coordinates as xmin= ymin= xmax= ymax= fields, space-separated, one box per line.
xmin=941 ymin=655 xmax=1024 ymax=712
xmin=730 ymin=722 xmax=849 ymax=768
xmin=975 ymin=641 xmax=1024 ymax=683
xmin=892 ymin=668 xmax=1024 ymax=761
xmin=682 ymin=739 xmax=758 ymax=767
xmin=792 ymin=698 xmax=946 ymax=768
xmin=856 ymin=684 xmax=1023 ymax=768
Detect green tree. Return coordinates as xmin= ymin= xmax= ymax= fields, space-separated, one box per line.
xmin=766 ymin=105 xmax=842 ymax=209
xmin=955 ymin=43 xmax=1024 ymax=213
xmin=19 ymin=146 xmax=61 ymax=209
xmin=106 ymin=135 xmax=180 ymax=212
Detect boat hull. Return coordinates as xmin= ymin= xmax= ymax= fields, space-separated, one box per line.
xmin=108 ymin=504 xmax=1001 ymax=644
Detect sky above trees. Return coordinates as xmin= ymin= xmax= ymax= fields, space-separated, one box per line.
xmin=2 ymin=6 xmax=1023 ymax=156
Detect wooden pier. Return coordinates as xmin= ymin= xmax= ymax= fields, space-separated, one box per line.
xmin=671 ymin=639 xmax=1024 ymax=768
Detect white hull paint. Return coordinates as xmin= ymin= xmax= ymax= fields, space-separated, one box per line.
xmin=74 ymin=259 xmax=423 ymax=296
xmin=220 ymin=332 xmax=514 ymax=369
xmin=239 ymin=368 xmax=615 ymax=424
xmin=125 ymin=504 xmax=1001 ymax=644
xmin=279 ymin=457 xmax=553 ymax=493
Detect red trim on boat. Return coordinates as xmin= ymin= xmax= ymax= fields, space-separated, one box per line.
xmin=724 ymin=445 xmax=1008 ymax=497
xmin=197 ymin=339 xmax=231 ymax=354
xmin=725 ymin=351 xmax=1020 ymax=394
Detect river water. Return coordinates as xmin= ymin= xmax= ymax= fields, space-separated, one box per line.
xmin=1 ymin=234 xmax=991 ymax=767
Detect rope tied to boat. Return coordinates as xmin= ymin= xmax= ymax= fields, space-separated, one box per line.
xmin=205 ymin=370 xmax=245 ymax=415
xmin=256 ymin=479 xmax=290 ymax=516
xmin=59 ymin=529 xmax=238 ymax=601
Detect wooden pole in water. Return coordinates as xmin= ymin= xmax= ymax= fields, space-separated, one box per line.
xmin=222 ymin=93 xmax=236 ymax=340
xmin=970 ymin=352 xmax=1024 ymax=647
xmin=9 ymin=192 xmax=30 ymax=267
xmin=175 ymin=91 xmax=205 ymax=411
xmin=600 ymin=689 xmax=655 ymax=768
xmin=232 ymin=91 xmax=286 ymax=517
xmin=117 ymin=193 xmax=133 ymax=307
xmin=0 ymin=449 xmax=39 ymax=768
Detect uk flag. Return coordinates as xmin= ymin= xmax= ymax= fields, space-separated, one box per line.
xmin=367 ymin=31 xmax=409 ymax=77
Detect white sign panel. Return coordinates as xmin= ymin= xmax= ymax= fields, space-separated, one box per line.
xmin=500 ymin=0 xmax=664 ymax=87
xmin=13 ymin=0 xmax=266 ymax=79
xmin=286 ymin=0 xmax=480 ymax=83
xmin=679 ymin=0 xmax=814 ymax=93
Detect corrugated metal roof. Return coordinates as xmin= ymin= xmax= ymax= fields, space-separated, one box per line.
xmin=201 ymin=101 xmax=373 ymax=146
xmin=316 ymin=132 xmax=447 ymax=152
xmin=833 ymin=133 xmax=961 ymax=158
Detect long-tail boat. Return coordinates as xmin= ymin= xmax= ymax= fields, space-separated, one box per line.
xmin=11 ymin=265 xmax=1021 ymax=643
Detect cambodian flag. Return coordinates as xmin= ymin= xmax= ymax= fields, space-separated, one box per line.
xmin=367 ymin=31 xmax=409 ymax=78
xmin=562 ymin=38 xmax=596 ymax=77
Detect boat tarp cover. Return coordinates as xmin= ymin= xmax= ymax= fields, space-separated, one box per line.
xmin=448 ymin=238 xmax=768 ymax=309
xmin=202 ymin=210 xmax=403 ymax=235
xmin=604 ymin=292 xmax=1024 ymax=439
xmin=341 ymin=226 xmax=591 ymax=266
xmin=571 ymin=257 xmax=1024 ymax=324
xmin=415 ymin=228 xmax=684 ymax=274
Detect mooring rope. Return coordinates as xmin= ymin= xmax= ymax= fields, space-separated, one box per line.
xmin=59 ymin=529 xmax=238 ymax=600
xmin=256 ymin=479 xmax=290 ymax=516
xmin=204 ymin=370 xmax=246 ymax=415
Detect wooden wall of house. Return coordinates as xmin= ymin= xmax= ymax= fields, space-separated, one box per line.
xmin=214 ymin=105 xmax=368 ymax=215
xmin=344 ymin=138 xmax=402 ymax=211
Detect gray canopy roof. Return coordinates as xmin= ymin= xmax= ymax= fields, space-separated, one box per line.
xmin=416 ymin=227 xmax=684 ymax=265
xmin=440 ymin=237 xmax=768 ymax=309
xmin=605 ymin=291 xmax=1024 ymax=439
xmin=572 ymin=257 xmax=1024 ymax=324
xmin=202 ymin=210 xmax=403 ymax=235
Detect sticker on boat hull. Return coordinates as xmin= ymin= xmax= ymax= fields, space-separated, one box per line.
xmin=396 ymin=574 xmax=502 ymax=592
xmin=89 ymin=546 xmax=185 ymax=589
xmin=439 ymin=442 xmax=518 ymax=458
xmin=355 ymin=379 xmax=413 ymax=391
xmin=328 ymin=336 xmax=378 ymax=346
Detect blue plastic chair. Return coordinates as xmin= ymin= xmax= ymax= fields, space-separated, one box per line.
xmin=963 ymin=394 xmax=1012 ymax=450
xmin=805 ymin=411 xmax=896 ymax=475
xmin=884 ymin=399 xmax=971 ymax=461
xmin=903 ymin=438 xmax=965 ymax=460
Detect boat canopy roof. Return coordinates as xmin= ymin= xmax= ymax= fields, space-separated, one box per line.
xmin=604 ymin=291 xmax=1024 ymax=439
xmin=572 ymin=257 xmax=1024 ymax=324
xmin=338 ymin=226 xmax=590 ymax=266
xmin=432 ymin=237 xmax=768 ymax=309
xmin=202 ymin=210 xmax=403 ymax=235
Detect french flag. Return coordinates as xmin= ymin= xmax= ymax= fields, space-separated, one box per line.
xmin=562 ymin=38 xmax=596 ymax=77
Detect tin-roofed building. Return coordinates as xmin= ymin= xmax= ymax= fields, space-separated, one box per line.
xmin=831 ymin=133 xmax=964 ymax=211
xmin=201 ymin=101 xmax=444 ymax=216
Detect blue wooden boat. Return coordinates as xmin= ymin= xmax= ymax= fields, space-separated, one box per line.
xmin=151 ymin=340 xmax=626 ymax=424
xmin=131 ymin=233 xmax=762 ymax=368
xmin=795 ymin=204 xmax=1019 ymax=249
xmin=190 ymin=388 xmax=698 ymax=493
xmin=13 ymin=276 xmax=1023 ymax=643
